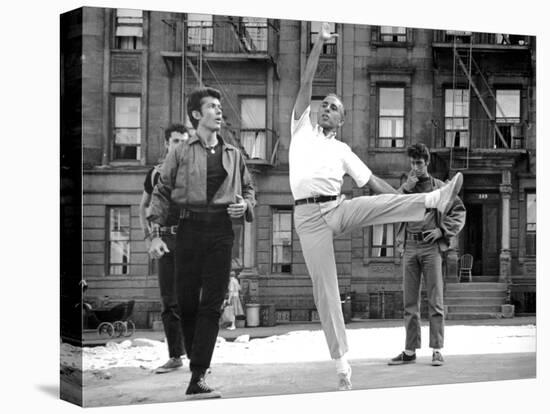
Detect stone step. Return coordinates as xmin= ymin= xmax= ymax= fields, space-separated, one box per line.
xmin=446 ymin=312 xmax=502 ymax=320
xmin=447 ymin=304 xmax=503 ymax=313
xmin=446 ymin=282 xmax=507 ymax=291
xmin=445 ymin=290 xmax=507 ymax=298
xmin=445 ymin=297 xmax=505 ymax=305
xmin=471 ymin=276 xmax=501 ymax=283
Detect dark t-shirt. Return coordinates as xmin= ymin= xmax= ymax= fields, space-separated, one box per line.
xmin=206 ymin=138 xmax=227 ymax=204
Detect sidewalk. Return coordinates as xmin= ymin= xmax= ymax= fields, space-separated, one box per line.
xmin=80 ymin=316 xmax=536 ymax=346
xmin=68 ymin=316 xmax=536 ymax=407
xmin=80 ymin=352 xmax=535 ymax=407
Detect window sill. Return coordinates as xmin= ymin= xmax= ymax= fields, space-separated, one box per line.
xmin=371 ymin=41 xmax=413 ymax=50
xmin=364 ymin=257 xmax=401 ymax=265
xmin=370 ymin=147 xmax=406 ymax=153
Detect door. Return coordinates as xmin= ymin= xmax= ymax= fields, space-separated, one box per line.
xmin=463 ymin=194 xmax=500 ymax=276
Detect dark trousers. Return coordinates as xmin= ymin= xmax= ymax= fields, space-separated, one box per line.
xmin=158 ymin=234 xmax=185 ymax=358
xmin=402 ymin=240 xmax=445 ymax=350
xmin=175 ymin=217 xmax=234 ymax=374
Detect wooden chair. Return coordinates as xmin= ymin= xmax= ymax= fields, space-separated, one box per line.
xmin=459 ymin=254 xmax=473 ymax=282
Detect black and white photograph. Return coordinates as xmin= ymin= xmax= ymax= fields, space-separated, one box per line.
xmin=4 ymin=1 xmax=547 ymax=413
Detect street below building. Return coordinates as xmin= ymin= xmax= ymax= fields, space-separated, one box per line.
xmin=60 ymin=317 xmax=536 ymax=407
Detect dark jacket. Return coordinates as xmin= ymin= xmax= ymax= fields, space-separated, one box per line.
xmin=147 ymin=133 xmax=256 ymax=225
xmin=396 ymin=175 xmax=466 ymax=253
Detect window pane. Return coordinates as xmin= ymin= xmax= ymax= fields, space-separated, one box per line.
xmin=272 ymin=210 xmax=292 ymax=272
xmin=241 ymin=17 xmax=268 ymax=51
xmin=108 ymin=207 xmax=130 ymax=274
xmin=187 ymin=14 xmax=213 ymax=47
xmin=445 ymin=89 xmax=470 ymax=116
xmin=496 ymin=90 xmax=520 ymax=120
xmin=115 ymin=97 xmax=140 ymax=127
xmin=527 ymin=193 xmax=536 ymax=226
xmin=380 ymin=26 xmax=406 ymax=42
xmin=371 ymin=224 xmax=395 ymax=257
xmin=380 ymin=88 xmax=404 ymax=116
xmin=117 ymin=9 xmax=143 ymax=18
xmin=241 ymin=98 xmax=266 ymax=128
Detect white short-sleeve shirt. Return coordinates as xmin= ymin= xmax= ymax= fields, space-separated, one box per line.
xmin=289 ymin=106 xmax=372 ymax=200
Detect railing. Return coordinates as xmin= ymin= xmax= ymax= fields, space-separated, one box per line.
xmin=433 ymin=30 xmax=530 ymax=46
xmin=433 ymin=118 xmax=527 ymax=149
xmin=186 ymin=20 xmax=270 ymax=54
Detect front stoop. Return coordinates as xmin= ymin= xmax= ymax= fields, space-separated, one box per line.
xmin=445 ymin=282 xmax=508 ymax=320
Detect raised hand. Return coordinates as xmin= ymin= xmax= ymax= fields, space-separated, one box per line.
xmin=319 ymin=22 xmax=338 ymax=42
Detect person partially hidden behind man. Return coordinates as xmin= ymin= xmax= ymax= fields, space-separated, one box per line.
xmin=139 ymin=123 xmax=189 ymax=374
xmin=388 ymin=143 xmax=465 ymax=367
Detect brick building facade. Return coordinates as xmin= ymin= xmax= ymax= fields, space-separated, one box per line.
xmin=61 ymin=7 xmax=536 ymax=328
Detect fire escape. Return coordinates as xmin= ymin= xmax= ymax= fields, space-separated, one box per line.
xmin=159 ymin=14 xmax=280 ymax=169
xmin=432 ymin=30 xmax=533 ymax=172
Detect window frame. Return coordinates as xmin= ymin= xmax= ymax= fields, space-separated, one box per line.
xmin=113 ymin=8 xmax=144 ymax=50
xmin=525 ymin=192 xmax=536 ymax=257
xmin=271 ymin=207 xmax=294 ymax=274
xmin=377 ymin=86 xmax=405 ymax=148
xmin=444 ymin=88 xmax=470 ymax=147
xmin=371 ymin=26 xmax=414 ymax=48
xmin=495 ymin=88 xmax=522 ymax=149
xmin=106 ymin=206 xmax=131 ymax=276
xmin=186 ymin=13 xmax=214 ymax=51
xmin=111 ymin=94 xmax=142 ymax=162
xmin=370 ymin=223 xmax=396 ymax=258
xmin=239 ymin=96 xmax=267 ymax=161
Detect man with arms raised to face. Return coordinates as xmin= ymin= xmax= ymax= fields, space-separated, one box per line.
xmin=148 ymin=87 xmax=256 ymax=399
xmin=388 ymin=143 xmax=465 ymax=367
xmin=290 ymin=22 xmax=463 ymax=391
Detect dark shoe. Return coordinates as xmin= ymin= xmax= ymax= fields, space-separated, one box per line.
xmin=435 ymin=172 xmax=463 ymax=215
xmin=432 ymin=351 xmax=444 ymax=366
xmin=154 ymin=357 xmax=183 ymax=374
xmin=388 ymin=351 xmax=416 ymax=365
xmin=185 ymin=373 xmax=222 ymax=400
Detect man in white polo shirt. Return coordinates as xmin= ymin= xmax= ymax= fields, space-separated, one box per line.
xmin=290 ymin=22 xmax=463 ymax=391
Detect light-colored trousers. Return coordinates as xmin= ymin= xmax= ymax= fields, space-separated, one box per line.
xmin=294 ymin=194 xmax=427 ymax=359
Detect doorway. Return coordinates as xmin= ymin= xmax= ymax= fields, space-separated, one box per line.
xmin=462 ymin=196 xmax=500 ymax=276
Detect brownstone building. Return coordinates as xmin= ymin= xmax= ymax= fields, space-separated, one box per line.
xmin=61 ymin=7 xmax=536 ymax=328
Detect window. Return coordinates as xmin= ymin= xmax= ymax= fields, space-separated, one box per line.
xmin=232 ymin=222 xmax=244 ymax=269
xmin=380 ymin=26 xmax=406 ymax=42
xmin=445 ymin=30 xmax=472 ymax=44
xmin=272 ymin=209 xmax=293 ymax=273
xmin=240 ymin=17 xmax=268 ymax=52
xmin=378 ymin=87 xmax=405 ymax=147
xmin=371 ymin=224 xmax=395 ymax=257
xmin=115 ymin=9 xmax=143 ymax=50
xmin=107 ymin=207 xmax=131 ymax=275
xmin=240 ymin=97 xmax=266 ymax=160
xmin=113 ymin=96 xmax=141 ymax=161
xmin=526 ymin=193 xmax=536 ymax=256
xmin=445 ymin=89 xmax=470 ymax=147
xmin=187 ymin=13 xmax=213 ymax=51
xmin=310 ymin=21 xmax=336 ymax=55
xmin=495 ymin=89 xmax=521 ymax=148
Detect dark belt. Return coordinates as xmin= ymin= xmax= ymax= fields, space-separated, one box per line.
xmin=294 ymin=195 xmax=338 ymax=206
xmin=407 ymin=231 xmax=434 ymax=242
xmin=159 ymin=225 xmax=178 ymax=236
xmin=181 ymin=210 xmax=229 ymax=224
